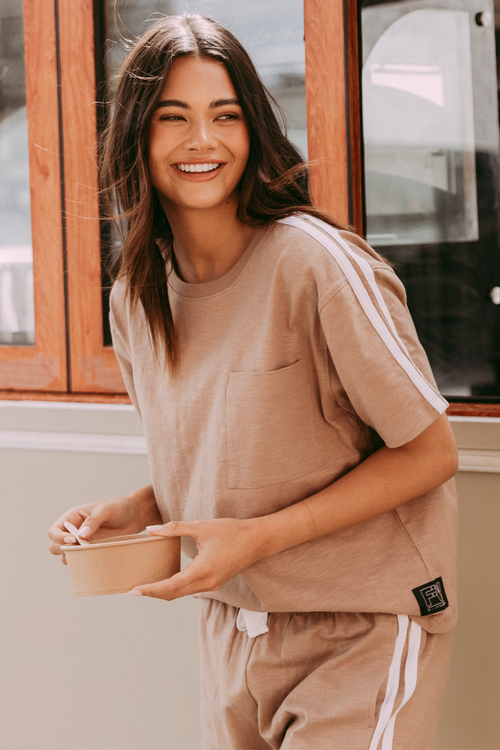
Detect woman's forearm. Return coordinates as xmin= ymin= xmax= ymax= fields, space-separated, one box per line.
xmin=249 ymin=413 xmax=458 ymax=563
xmin=128 ymin=484 xmax=164 ymax=528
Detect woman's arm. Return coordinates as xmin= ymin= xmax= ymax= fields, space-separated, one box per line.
xmin=131 ymin=413 xmax=457 ymax=599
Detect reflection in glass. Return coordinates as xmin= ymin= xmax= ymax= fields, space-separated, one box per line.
xmin=362 ymin=9 xmax=478 ymax=246
xmin=361 ymin=0 xmax=500 ymax=400
xmin=0 ymin=0 xmax=34 ymax=345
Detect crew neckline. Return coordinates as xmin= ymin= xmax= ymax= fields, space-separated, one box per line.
xmin=167 ymin=224 xmax=272 ymax=298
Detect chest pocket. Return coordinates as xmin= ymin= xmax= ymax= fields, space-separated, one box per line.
xmin=225 ymin=359 xmax=323 ymax=488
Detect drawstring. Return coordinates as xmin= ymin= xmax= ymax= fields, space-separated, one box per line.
xmin=236 ymin=608 xmax=269 ymax=638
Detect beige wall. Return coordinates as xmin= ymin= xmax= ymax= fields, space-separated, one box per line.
xmin=431 ymin=418 xmax=500 ymax=750
xmin=0 ymin=402 xmax=499 ymax=750
xmin=0 ymin=402 xmax=201 ymax=750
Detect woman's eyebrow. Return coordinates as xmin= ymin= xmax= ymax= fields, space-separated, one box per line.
xmin=210 ymin=98 xmax=240 ymax=108
xmin=155 ymin=97 xmax=241 ymax=110
xmin=156 ymin=98 xmax=188 ymax=109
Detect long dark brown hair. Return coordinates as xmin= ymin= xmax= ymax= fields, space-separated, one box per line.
xmin=101 ymin=13 xmax=345 ymax=370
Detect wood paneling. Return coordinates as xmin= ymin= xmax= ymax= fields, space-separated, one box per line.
xmin=304 ymin=0 xmax=349 ymax=224
xmin=0 ymin=390 xmax=131 ymax=404
xmin=0 ymin=0 xmax=67 ymax=391
xmin=304 ymin=0 xmax=363 ymax=232
xmin=58 ymin=0 xmax=126 ymax=393
xmin=447 ymin=403 xmax=500 ymax=418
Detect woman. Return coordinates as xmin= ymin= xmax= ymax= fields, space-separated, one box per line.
xmin=49 ymin=14 xmax=458 ymax=750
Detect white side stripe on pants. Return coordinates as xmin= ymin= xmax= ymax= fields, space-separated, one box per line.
xmin=369 ymin=615 xmax=422 ymax=750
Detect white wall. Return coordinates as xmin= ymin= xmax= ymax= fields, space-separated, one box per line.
xmin=0 ymin=402 xmax=201 ymax=750
xmin=431 ymin=418 xmax=500 ymax=750
xmin=1 ymin=402 xmax=499 ymax=750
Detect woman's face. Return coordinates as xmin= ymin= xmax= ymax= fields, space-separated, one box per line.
xmin=148 ymin=55 xmax=251 ymax=215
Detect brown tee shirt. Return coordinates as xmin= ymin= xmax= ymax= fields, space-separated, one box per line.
xmin=110 ymin=214 xmax=457 ymax=633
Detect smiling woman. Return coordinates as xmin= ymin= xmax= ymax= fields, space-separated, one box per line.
xmin=50 ymin=13 xmax=458 ymax=750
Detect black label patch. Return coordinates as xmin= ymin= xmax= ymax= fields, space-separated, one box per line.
xmin=412 ymin=577 xmax=449 ymax=616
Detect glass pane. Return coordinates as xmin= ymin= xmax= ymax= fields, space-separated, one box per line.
xmin=361 ymin=0 xmax=500 ymax=400
xmin=363 ymin=9 xmax=478 ymax=246
xmin=0 ymin=0 xmax=34 ymax=345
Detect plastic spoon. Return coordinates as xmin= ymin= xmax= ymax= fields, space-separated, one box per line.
xmin=64 ymin=521 xmax=91 ymax=546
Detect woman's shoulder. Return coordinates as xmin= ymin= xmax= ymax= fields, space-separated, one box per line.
xmin=273 ymin=214 xmax=389 ymax=269
xmin=268 ymin=214 xmax=395 ymax=304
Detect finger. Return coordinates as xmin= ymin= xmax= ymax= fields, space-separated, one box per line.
xmin=49 ymin=536 xmax=76 ymax=555
xmin=48 ymin=508 xmax=91 ymax=545
xmin=146 ymin=520 xmax=198 ymax=539
xmin=49 ymin=540 xmax=64 ymax=556
xmin=130 ymin=578 xmax=202 ymax=601
xmin=130 ymin=566 xmax=208 ymax=601
xmin=72 ymin=504 xmax=112 ymax=540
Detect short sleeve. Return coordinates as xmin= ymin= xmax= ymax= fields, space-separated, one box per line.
xmin=109 ymin=283 xmax=142 ymax=421
xmin=320 ymin=265 xmax=448 ymax=448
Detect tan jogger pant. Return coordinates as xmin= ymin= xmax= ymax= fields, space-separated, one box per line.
xmin=199 ymin=600 xmax=451 ymax=750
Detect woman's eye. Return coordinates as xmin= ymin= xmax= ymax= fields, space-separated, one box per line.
xmin=217 ymin=113 xmax=239 ymax=121
xmin=159 ymin=115 xmax=185 ymax=121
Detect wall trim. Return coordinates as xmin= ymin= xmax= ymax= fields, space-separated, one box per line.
xmin=449 ymin=415 xmax=500 ymax=425
xmin=457 ymin=448 xmax=500 ymax=474
xmin=0 ymin=430 xmax=147 ymax=455
xmin=0 ymin=399 xmax=134 ymax=412
xmin=1 ymin=428 xmax=498 ymax=472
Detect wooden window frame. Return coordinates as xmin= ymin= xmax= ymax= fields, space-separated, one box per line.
xmin=0 ymin=0 xmax=67 ymax=392
xmin=2 ymin=0 xmax=500 ymax=416
xmin=57 ymin=0 xmax=125 ymax=394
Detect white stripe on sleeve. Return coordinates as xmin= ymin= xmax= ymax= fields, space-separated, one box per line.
xmin=302 ymin=215 xmax=410 ymax=353
xmin=278 ymin=215 xmax=447 ymax=414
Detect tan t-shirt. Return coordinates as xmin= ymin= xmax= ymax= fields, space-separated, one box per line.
xmin=110 ymin=214 xmax=457 ymax=633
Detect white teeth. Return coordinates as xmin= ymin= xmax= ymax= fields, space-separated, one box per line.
xmin=177 ymin=163 xmax=220 ymax=173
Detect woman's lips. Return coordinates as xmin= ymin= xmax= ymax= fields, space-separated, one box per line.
xmin=172 ymin=163 xmax=225 ymax=181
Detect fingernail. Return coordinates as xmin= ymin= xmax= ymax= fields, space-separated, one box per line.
xmin=79 ymin=526 xmax=91 ymax=538
xmin=146 ymin=525 xmax=163 ymax=532
xmin=128 ymin=590 xmax=143 ymax=596
xmin=63 ymin=535 xmax=76 ymax=544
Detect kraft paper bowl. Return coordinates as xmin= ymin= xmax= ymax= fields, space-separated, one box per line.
xmin=61 ymin=533 xmax=181 ymax=597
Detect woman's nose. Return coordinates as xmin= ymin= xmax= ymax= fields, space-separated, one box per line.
xmin=184 ymin=118 xmax=215 ymax=151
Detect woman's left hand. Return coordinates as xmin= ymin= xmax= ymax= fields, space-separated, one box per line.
xmin=128 ymin=518 xmax=262 ymax=600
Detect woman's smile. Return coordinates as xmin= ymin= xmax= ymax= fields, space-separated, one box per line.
xmin=172 ymin=161 xmax=225 ymax=180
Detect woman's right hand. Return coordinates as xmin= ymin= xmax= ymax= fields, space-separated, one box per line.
xmin=48 ymin=486 xmax=162 ymax=564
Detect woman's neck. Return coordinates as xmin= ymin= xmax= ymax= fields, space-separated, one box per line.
xmin=160 ymin=197 xmax=259 ymax=284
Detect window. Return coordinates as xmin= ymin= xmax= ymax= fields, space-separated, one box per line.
xmin=360 ymin=0 xmax=500 ymax=406
xmin=0 ymin=0 xmax=66 ymax=392
xmin=0 ymin=0 xmax=355 ymax=400
xmin=2 ymin=0 xmax=498 ymax=415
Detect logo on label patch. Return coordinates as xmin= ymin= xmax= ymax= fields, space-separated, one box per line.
xmin=412 ymin=577 xmax=449 ymax=616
